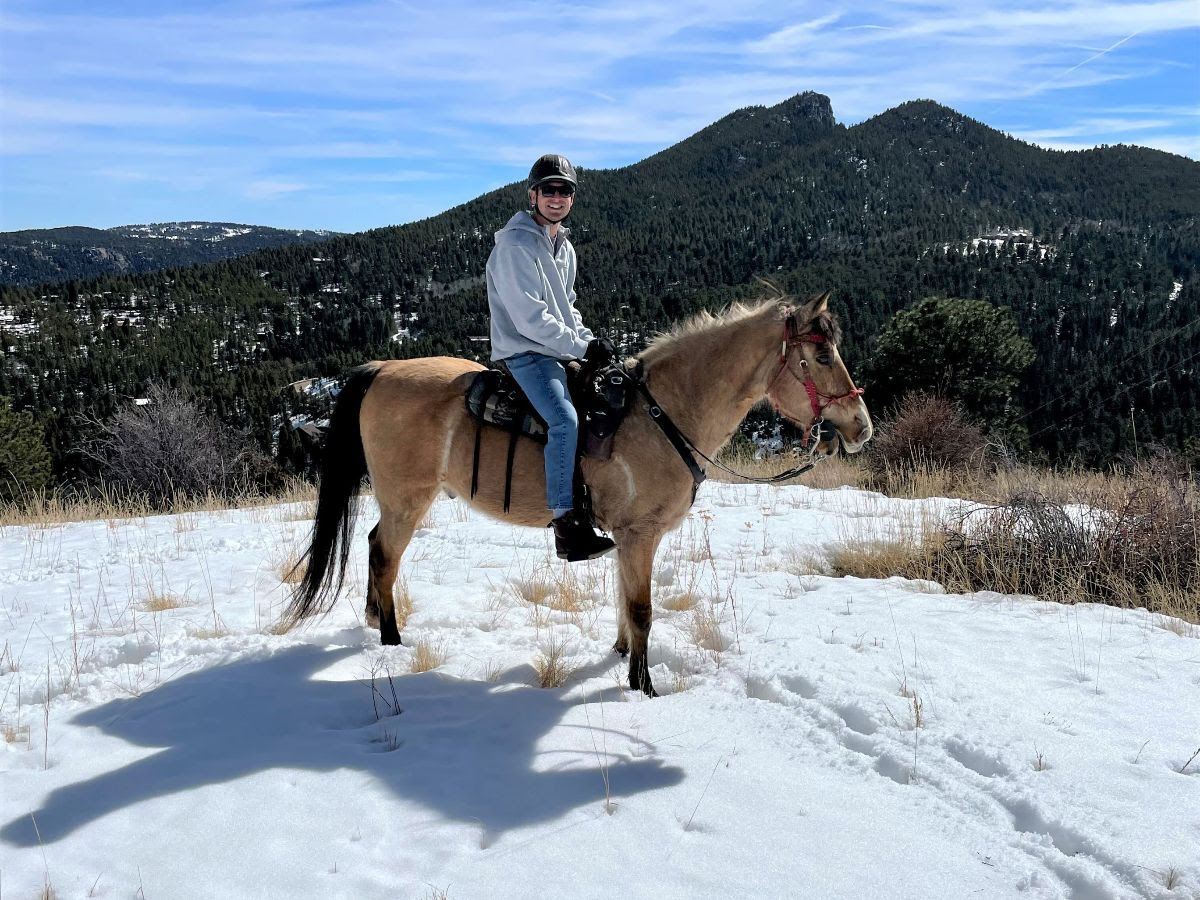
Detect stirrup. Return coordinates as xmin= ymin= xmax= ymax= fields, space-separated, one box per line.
xmin=552 ymin=512 xmax=615 ymax=562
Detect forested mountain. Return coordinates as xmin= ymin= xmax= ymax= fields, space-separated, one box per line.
xmin=0 ymin=222 xmax=338 ymax=286
xmin=2 ymin=92 xmax=1197 ymax=481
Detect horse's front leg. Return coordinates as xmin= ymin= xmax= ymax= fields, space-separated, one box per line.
xmin=614 ymin=529 xmax=663 ymax=696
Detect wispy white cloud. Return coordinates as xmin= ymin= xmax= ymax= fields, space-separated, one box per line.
xmin=244 ymin=180 xmax=308 ymax=200
xmin=746 ymin=12 xmax=846 ymax=53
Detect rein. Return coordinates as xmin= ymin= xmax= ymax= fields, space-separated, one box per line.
xmin=634 ymin=377 xmax=825 ymax=491
xmin=633 ymin=311 xmax=861 ymax=489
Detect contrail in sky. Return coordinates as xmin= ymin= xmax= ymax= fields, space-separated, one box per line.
xmin=1027 ymin=30 xmax=1145 ymax=95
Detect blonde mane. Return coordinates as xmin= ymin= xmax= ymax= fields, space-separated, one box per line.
xmin=639 ymin=299 xmax=785 ymax=366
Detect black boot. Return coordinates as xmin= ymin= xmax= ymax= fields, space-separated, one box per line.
xmin=552 ymin=512 xmax=616 ymax=562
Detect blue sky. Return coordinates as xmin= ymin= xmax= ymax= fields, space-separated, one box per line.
xmin=1 ymin=0 xmax=1197 ymax=233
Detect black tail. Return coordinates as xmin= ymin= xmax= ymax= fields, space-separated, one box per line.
xmin=285 ymin=363 xmax=383 ymax=626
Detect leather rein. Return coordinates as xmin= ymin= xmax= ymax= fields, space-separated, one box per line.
xmin=636 ymin=313 xmax=864 ymax=490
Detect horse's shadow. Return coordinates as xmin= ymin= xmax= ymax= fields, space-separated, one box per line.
xmin=1 ymin=642 xmax=683 ymax=847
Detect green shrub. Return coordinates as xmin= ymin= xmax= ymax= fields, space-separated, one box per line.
xmin=866 ymin=296 xmax=1035 ymax=443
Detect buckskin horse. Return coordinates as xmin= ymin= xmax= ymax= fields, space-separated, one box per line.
xmin=286 ymin=292 xmax=872 ymax=695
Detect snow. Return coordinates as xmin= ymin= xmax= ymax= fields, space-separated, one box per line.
xmin=2 ymin=484 xmax=1197 ymax=899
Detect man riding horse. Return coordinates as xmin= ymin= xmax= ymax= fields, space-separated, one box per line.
xmin=485 ymin=153 xmax=617 ymax=562
xmin=286 ymin=160 xmax=873 ymax=695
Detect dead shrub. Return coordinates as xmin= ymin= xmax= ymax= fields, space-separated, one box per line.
xmin=85 ymin=383 xmax=281 ymax=508
xmin=867 ymin=394 xmax=989 ymax=483
xmin=833 ymin=460 xmax=1199 ymax=624
xmin=937 ymin=480 xmax=1197 ymax=620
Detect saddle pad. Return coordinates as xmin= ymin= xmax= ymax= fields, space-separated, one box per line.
xmin=465 ymin=369 xmax=548 ymax=442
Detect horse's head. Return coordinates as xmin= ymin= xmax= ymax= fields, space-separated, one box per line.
xmin=767 ymin=292 xmax=873 ymax=455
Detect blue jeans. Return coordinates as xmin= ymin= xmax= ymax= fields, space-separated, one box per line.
xmin=504 ymin=352 xmax=577 ymax=516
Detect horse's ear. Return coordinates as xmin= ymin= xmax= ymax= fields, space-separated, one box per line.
xmin=798 ymin=290 xmax=831 ymax=321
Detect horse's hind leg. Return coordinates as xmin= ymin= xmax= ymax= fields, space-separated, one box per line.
xmin=615 ymin=530 xmax=663 ymax=696
xmin=364 ymin=524 xmax=384 ymax=629
xmin=366 ymin=498 xmax=434 ymax=645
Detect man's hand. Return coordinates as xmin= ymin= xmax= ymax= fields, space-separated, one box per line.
xmin=583 ymin=337 xmax=616 ymax=367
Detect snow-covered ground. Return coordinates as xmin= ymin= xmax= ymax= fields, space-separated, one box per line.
xmin=2 ymin=484 xmax=1197 ymax=899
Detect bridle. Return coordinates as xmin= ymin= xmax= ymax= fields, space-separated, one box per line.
xmin=633 ymin=311 xmax=865 ymax=494
xmin=768 ymin=313 xmax=865 ymax=447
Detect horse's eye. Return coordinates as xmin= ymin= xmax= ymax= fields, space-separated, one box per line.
xmin=816 ymin=351 xmax=832 ymax=366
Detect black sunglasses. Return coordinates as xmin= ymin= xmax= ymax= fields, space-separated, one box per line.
xmin=538 ymin=183 xmax=575 ymax=198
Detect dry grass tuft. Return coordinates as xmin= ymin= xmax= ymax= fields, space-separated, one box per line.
xmin=545 ymin=572 xmax=593 ymax=614
xmin=1153 ymin=610 xmax=1198 ymax=638
xmin=660 ymin=591 xmax=701 ymax=612
xmin=278 ymin=551 xmax=307 ymax=585
xmin=688 ymin=605 xmax=728 ymax=654
xmin=409 ymin=639 xmax=448 ymax=673
xmin=872 ymin=462 xmax=993 ymax=501
xmin=188 ymin=625 xmax=230 ymax=640
xmin=392 ymin=579 xmax=414 ymax=632
xmin=0 ymin=478 xmax=317 ymax=528
xmin=510 ymin=565 xmax=596 ymax=613
xmin=533 ymin=636 xmax=575 ymax=688
xmin=671 ymin=670 xmax=695 ymax=694
xmin=3 ymin=720 xmax=31 ymax=746
xmin=510 ymin=575 xmax=555 ymax=606
xmin=827 ymin=540 xmax=934 ymax=582
xmin=1159 ymin=867 xmax=1182 ymax=890
xmin=144 ymin=593 xmax=187 ymax=613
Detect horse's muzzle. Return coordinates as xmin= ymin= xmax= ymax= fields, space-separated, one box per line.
xmin=830 ymin=404 xmax=873 ymax=454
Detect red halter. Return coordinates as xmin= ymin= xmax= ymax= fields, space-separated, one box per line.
xmin=769 ymin=315 xmax=865 ymax=447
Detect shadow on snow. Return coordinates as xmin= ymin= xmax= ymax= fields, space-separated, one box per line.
xmin=2 ymin=640 xmax=683 ymax=847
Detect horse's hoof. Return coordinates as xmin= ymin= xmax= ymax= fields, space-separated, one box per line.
xmin=628 ymin=665 xmax=657 ymax=697
xmin=380 ymin=628 xmax=402 ymax=646
xmin=365 ymin=606 xmax=380 ymax=629
xmin=629 ymin=678 xmax=658 ymax=697
xmin=612 ymin=640 xmax=629 ymax=657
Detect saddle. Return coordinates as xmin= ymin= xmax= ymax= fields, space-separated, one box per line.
xmin=464 ymin=360 xmax=637 ymax=514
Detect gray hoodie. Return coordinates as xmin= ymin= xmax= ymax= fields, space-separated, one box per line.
xmin=486 ymin=211 xmax=594 ymax=361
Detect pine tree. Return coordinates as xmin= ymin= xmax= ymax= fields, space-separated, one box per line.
xmin=0 ymin=396 xmax=52 ymax=502
xmin=865 ymin=296 xmax=1036 ymax=443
